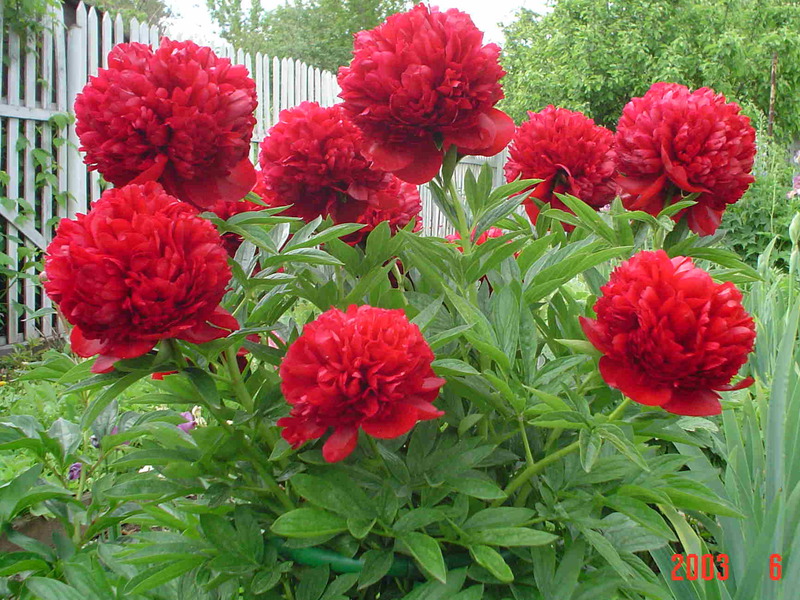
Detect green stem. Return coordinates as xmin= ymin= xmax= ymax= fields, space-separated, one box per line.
xmin=224 ymin=345 xmax=254 ymax=413
xmin=519 ymin=417 xmax=534 ymax=469
xmin=495 ymin=397 xmax=633 ymax=507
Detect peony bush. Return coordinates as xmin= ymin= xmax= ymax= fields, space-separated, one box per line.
xmin=1 ymin=3 xmax=774 ymax=600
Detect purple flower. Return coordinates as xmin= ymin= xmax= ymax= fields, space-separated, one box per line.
xmin=178 ymin=412 xmax=196 ymax=433
xmin=788 ymin=175 xmax=800 ymax=199
xmin=68 ymin=462 xmax=82 ymax=481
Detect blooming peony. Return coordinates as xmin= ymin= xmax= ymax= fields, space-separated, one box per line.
xmin=615 ymin=83 xmax=756 ymax=235
xmin=43 ymin=182 xmax=238 ymax=374
xmin=580 ymin=250 xmax=755 ymax=416
xmin=338 ymin=3 xmax=514 ymax=184
xmin=74 ymin=39 xmax=258 ymax=210
xmin=278 ymin=305 xmax=446 ymax=462
xmin=258 ymin=102 xmax=391 ymax=222
xmin=504 ymin=106 xmax=616 ymax=225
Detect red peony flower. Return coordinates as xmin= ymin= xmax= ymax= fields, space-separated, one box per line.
xmin=74 ymin=39 xmax=258 ymax=210
xmin=43 ymin=182 xmax=238 ymax=374
xmin=504 ymin=106 xmax=617 ymax=226
xmin=258 ymin=102 xmax=391 ymax=222
xmin=580 ymin=250 xmax=755 ymax=416
xmin=615 ymin=82 xmax=756 ymax=235
xmin=335 ymin=177 xmax=423 ymax=245
xmin=338 ymin=3 xmax=514 ymax=185
xmin=445 ymin=226 xmax=506 ymax=250
xmin=278 ymin=305 xmax=446 ymax=462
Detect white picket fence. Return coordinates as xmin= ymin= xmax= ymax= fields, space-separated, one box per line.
xmin=0 ymin=1 xmax=507 ymax=348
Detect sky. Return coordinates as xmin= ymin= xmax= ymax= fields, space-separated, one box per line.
xmin=165 ymin=0 xmax=551 ymax=48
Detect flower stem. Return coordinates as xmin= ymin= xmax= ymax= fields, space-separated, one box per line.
xmin=494 ymin=396 xmax=633 ymax=507
xmin=224 ymin=345 xmax=254 ymax=413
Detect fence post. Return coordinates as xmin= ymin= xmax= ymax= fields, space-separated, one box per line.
xmin=66 ymin=2 xmax=88 ymax=218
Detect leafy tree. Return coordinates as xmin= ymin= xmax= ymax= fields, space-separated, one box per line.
xmin=207 ymin=0 xmax=407 ymax=73
xmin=86 ymin=0 xmax=173 ymax=29
xmin=501 ymin=0 xmax=800 ymax=138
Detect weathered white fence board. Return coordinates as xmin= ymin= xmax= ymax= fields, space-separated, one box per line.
xmin=0 ymin=1 xmax=508 ymax=348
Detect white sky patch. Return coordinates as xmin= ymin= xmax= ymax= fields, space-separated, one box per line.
xmin=164 ymin=0 xmax=551 ymax=49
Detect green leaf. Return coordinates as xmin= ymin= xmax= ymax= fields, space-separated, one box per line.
xmin=470 ymin=527 xmax=558 ymax=547
xmin=462 ymin=508 xmax=536 ymax=530
xmin=766 ymin=304 xmax=799 ymax=506
xmin=290 ymin=473 xmax=372 ymax=519
xmin=579 ymin=428 xmax=603 ymax=472
xmin=358 ymin=550 xmax=394 ymax=589
xmin=0 ymin=464 xmax=42 ymax=522
xmin=124 ymin=556 xmax=205 ymax=594
xmin=26 ymin=578 xmax=85 ymax=600
xmin=432 ymin=359 xmax=479 ymax=377
xmin=47 ymin=418 xmax=81 ymax=460
xmin=252 ymin=569 xmax=282 ymax=594
xmin=81 ymin=371 xmax=146 ymax=428
xmin=580 ymin=528 xmax=634 ymax=578
xmin=398 ymin=532 xmax=447 ymax=583
xmin=661 ymin=476 xmax=743 ymax=518
xmin=604 ymin=496 xmax=676 ymax=541
xmin=200 ymin=513 xmax=242 ymax=555
xmin=104 ymin=478 xmax=200 ymax=502
xmin=393 ymin=508 xmax=446 ymax=532
xmin=448 ymin=477 xmax=506 ymax=500
xmin=597 ymin=424 xmax=650 ymax=471
xmin=557 ymin=193 xmax=617 ymax=243
xmin=411 ymin=294 xmax=444 ymax=332
xmin=469 ymin=545 xmax=514 ymax=583
xmin=297 ymin=565 xmax=329 ymax=600
xmin=271 ymin=508 xmax=348 ymax=538
xmin=472 ymin=192 xmax=528 ymax=240
xmin=260 ymin=248 xmax=343 ymax=268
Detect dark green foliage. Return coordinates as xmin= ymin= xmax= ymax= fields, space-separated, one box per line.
xmin=721 ymin=133 xmax=799 ymax=267
xmin=206 ymin=0 xmax=408 ymax=73
xmin=501 ymin=0 xmax=800 ymax=138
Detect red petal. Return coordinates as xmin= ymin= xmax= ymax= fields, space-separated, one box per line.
xmin=686 ymin=202 xmax=724 ymax=236
xmin=661 ymin=146 xmax=710 ymax=194
xmin=662 ymin=389 xmax=722 ymax=416
xmin=152 ymin=371 xmax=178 ymax=380
xmin=618 ymin=173 xmax=668 ymax=212
xmin=70 ymin=327 xmax=107 ymax=358
xmin=456 ymin=109 xmax=515 ymax=157
xmin=129 ymin=154 xmax=168 ymax=185
xmin=322 ymin=426 xmax=359 ymax=462
xmin=179 ymin=306 xmax=240 ymax=344
xmin=599 ymin=356 xmax=672 ymax=407
xmin=92 ymin=355 xmax=118 ymax=374
xmin=392 ymin=141 xmax=444 ymax=185
xmin=366 ymin=140 xmax=417 ymax=172
xmin=362 ymin=402 xmax=420 ymax=439
xmin=164 ymin=158 xmax=257 ymax=210
xmin=716 ymin=376 xmax=754 ymax=392
xmin=579 ymin=317 xmax=610 ymax=354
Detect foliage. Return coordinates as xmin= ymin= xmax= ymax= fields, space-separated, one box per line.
xmin=720 ymin=132 xmax=799 ymax=267
xmin=85 ymin=0 xmax=173 ymax=30
xmin=2 ymin=0 xmax=60 ymax=37
xmin=501 ymin=0 xmax=800 ymax=138
xmin=0 ymin=165 xmax=764 ymax=598
xmin=206 ymin=0 xmax=408 ymax=72
xmin=650 ymin=230 xmax=800 ymax=600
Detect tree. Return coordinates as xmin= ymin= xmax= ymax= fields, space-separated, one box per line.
xmin=207 ymin=0 xmax=407 ymax=73
xmin=501 ymin=0 xmax=800 ymax=138
xmin=85 ymin=0 xmax=173 ymax=30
